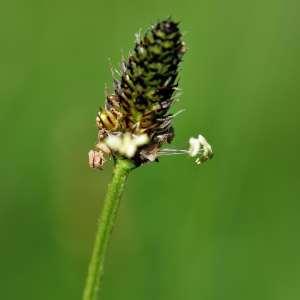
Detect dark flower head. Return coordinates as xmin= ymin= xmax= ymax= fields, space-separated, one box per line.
xmin=89 ymin=19 xmax=212 ymax=169
xmin=90 ymin=19 xmax=185 ymax=168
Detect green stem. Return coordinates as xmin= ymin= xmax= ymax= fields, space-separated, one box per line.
xmin=83 ymin=158 xmax=135 ymax=300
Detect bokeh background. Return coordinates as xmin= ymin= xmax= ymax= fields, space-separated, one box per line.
xmin=1 ymin=0 xmax=300 ymax=299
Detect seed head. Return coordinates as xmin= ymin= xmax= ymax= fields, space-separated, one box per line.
xmin=90 ymin=18 xmax=186 ymax=168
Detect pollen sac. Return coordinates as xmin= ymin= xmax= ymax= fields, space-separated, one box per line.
xmin=88 ymin=150 xmax=105 ymax=169
xmin=91 ymin=18 xmax=186 ymax=168
xmin=188 ymin=134 xmax=213 ymax=165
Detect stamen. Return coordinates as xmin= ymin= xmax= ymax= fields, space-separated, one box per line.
xmin=159 ymin=148 xmax=187 ymax=153
xmin=159 ymin=152 xmax=186 ymax=156
xmin=158 ymin=133 xmax=213 ymax=165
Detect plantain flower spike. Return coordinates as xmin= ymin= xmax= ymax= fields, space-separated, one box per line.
xmin=89 ymin=18 xmax=213 ymax=169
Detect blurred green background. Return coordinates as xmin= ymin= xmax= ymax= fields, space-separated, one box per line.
xmin=1 ymin=0 xmax=300 ymax=299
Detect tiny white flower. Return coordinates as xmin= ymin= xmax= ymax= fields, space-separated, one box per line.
xmin=188 ymin=134 xmax=211 ymax=157
xmin=158 ymin=133 xmax=213 ymax=166
xmin=105 ymin=133 xmax=149 ymax=158
xmin=106 ymin=134 xmax=122 ymax=151
xmin=189 ymin=134 xmax=213 ymax=164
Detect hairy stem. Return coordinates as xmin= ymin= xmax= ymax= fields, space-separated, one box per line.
xmin=83 ymin=158 xmax=135 ymax=300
